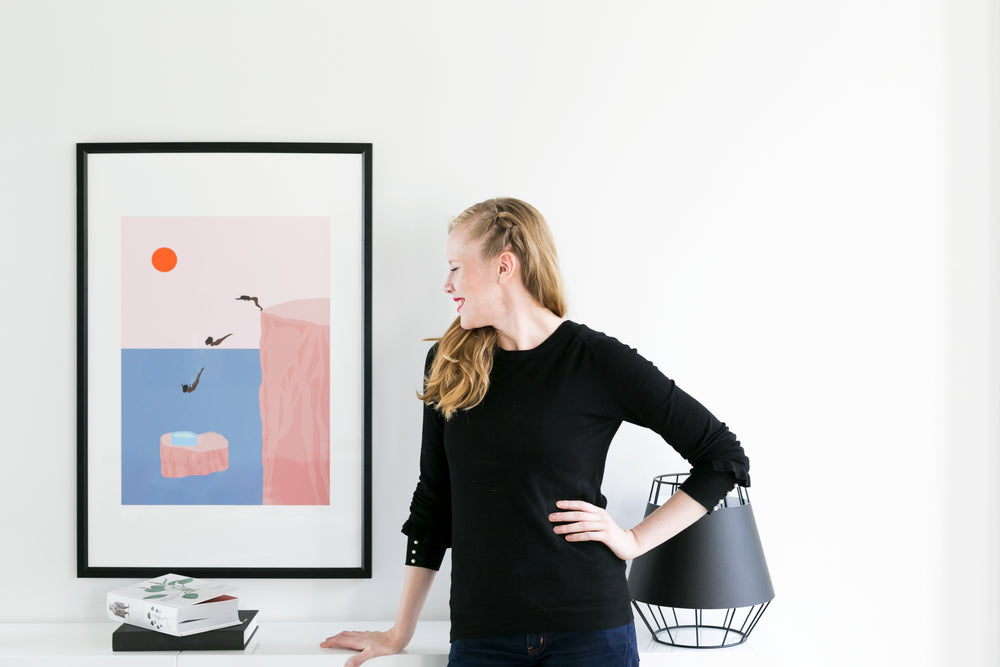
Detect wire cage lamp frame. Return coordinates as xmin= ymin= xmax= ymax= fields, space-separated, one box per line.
xmin=628 ymin=473 xmax=773 ymax=649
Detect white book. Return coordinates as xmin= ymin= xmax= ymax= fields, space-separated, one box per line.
xmin=106 ymin=574 xmax=241 ymax=637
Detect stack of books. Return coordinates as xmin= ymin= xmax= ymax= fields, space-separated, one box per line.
xmin=107 ymin=574 xmax=258 ymax=651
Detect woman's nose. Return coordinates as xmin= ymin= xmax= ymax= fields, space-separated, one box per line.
xmin=443 ymin=275 xmax=454 ymax=293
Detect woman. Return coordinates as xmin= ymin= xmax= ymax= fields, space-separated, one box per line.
xmin=322 ymin=198 xmax=750 ymax=666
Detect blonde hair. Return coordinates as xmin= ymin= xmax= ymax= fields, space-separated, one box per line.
xmin=419 ymin=198 xmax=566 ymax=418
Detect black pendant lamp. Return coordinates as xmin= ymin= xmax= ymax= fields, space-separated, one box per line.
xmin=627 ymin=473 xmax=774 ymax=648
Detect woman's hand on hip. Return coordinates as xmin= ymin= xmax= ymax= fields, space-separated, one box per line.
xmin=549 ymin=499 xmax=642 ymax=561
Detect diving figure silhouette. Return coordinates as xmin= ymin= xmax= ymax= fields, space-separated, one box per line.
xmin=236 ymin=295 xmax=263 ymax=311
xmin=182 ymin=367 xmax=204 ymax=394
xmin=205 ymin=334 xmax=233 ymax=346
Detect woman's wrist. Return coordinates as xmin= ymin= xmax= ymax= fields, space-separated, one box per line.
xmin=385 ymin=624 xmax=412 ymax=650
xmin=623 ymin=528 xmax=645 ymax=560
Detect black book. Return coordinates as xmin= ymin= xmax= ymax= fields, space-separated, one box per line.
xmin=113 ymin=610 xmax=259 ymax=651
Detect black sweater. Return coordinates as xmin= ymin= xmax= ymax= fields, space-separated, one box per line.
xmin=402 ymin=320 xmax=750 ymax=641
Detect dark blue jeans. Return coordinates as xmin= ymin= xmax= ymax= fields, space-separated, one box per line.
xmin=448 ymin=621 xmax=639 ymax=666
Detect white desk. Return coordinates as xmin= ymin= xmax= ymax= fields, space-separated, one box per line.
xmin=0 ymin=620 xmax=770 ymax=666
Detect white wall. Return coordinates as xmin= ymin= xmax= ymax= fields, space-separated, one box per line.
xmin=0 ymin=0 xmax=995 ymax=664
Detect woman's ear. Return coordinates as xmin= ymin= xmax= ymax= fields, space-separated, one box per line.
xmin=497 ymin=251 xmax=518 ymax=284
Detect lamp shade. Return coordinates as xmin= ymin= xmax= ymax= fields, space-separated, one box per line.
xmin=627 ymin=474 xmax=774 ymax=648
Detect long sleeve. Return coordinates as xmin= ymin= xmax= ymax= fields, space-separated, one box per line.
xmin=400 ymin=346 xmax=451 ymax=570
xmin=595 ymin=335 xmax=750 ymax=511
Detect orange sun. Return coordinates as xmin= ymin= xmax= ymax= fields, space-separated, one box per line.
xmin=151 ymin=247 xmax=177 ymax=272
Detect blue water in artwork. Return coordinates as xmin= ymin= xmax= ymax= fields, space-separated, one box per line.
xmin=121 ymin=348 xmax=263 ymax=505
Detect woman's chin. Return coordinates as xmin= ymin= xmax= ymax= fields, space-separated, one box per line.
xmin=457 ymin=314 xmax=485 ymax=331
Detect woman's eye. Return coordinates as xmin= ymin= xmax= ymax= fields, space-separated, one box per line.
xmin=449 ymin=267 xmax=458 ymax=272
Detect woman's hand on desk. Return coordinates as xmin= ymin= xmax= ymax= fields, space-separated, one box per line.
xmin=321 ymin=628 xmax=405 ymax=667
xmin=322 ymin=565 xmax=434 ymax=665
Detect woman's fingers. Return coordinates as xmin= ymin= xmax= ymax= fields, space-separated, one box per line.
xmin=321 ymin=630 xmax=366 ymax=649
xmin=552 ymin=519 xmax=604 ymax=534
xmin=553 ymin=499 xmax=596 ymax=511
xmin=549 ymin=500 xmax=607 ymax=533
xmin=548 ymin=499 xmax=641 ymax=560
xmin=344 ymin=647 xmax=377 ymax=667
xmin=551 ymin=516 xmax=605 ymax=536
xmin=550 ymin=512 xmax=598 ymax=524
xmin=321 ymin=630 xmax=403 ymax=666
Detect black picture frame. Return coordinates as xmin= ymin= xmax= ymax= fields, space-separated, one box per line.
xmin=77 ymin=142 xmax=372 ymax=578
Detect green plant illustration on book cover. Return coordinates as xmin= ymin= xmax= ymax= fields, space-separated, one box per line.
xmin=142 ymin=577 xmax=200 ymax=600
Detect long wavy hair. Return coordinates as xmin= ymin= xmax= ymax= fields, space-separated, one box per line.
xmin=419 ymin=197 xmax=567 ymax=418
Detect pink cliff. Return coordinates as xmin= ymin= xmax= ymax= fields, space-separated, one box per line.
xmin=259 ymin=298 xmax=331 ymax=505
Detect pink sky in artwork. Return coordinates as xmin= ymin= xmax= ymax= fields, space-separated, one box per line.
xmin=121 ymin=216 xmax=330 ymax=349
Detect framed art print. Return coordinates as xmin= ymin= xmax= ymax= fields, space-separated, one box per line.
xmin=77 ymin=142 xmax=372 ymax=578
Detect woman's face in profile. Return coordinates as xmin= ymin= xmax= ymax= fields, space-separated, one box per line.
xmin=444 ymin=227 xmax=503 ymax=330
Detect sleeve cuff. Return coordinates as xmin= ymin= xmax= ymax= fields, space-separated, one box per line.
xmin=679 ymin=470 xmax=738 ymax=512
xmin=404 ymin=534 xmax=447 ymax=570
